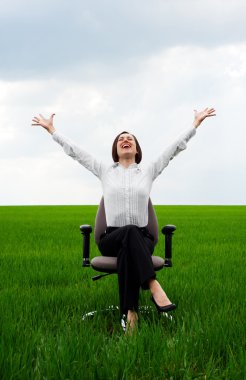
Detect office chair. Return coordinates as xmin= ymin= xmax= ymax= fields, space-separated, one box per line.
xmin=80 ymin=198 xmax=176 ymax=326
xmin=80 ymin=198 xmax=176 ymax=273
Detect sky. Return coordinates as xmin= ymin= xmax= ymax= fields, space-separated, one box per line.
xmin=1 ymin=0 xmax=246 ymax=205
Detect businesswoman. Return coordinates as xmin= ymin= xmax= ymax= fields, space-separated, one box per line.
xmin=32 ymin=107 xmax=216 ymax=332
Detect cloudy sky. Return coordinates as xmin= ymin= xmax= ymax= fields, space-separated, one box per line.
xmin=1 ymin=0 xmax=245 ymax=205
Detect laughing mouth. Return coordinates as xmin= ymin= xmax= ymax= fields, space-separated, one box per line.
xmin=121 ymin=143 xmax=131 ymax=149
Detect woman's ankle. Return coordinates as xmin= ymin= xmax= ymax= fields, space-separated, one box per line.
xmin=148 ymin=279 xmax=159 ymax=294
xmin=127 ymin=310 xmax=138 ymax=322
xmin=125 ymin=310 xmax=138 ymax=335
xmin=149 ymin=280 xmax=172 ymax=306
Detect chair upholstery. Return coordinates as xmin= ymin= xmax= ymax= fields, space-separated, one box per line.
xmin=91 ymin=255 xmax=165 ymax=273
xmin=94 ymin=198 xmax=159 ymax=246
xmin=91 ymin=197 xmax=164 ymax=273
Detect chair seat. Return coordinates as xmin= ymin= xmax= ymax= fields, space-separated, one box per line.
xmin=91 ymin=255 xmax=165 ymax=273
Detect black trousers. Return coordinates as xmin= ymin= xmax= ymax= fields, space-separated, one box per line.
xmin=98 ymin=225 xmax=156 ymax=315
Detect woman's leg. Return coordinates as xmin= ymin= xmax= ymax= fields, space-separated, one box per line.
xmin=148 ymin=278 xmax=173 ymax=307
xmin=126 ymin=310 xmax=138 ymax=335
xmin=98 ymin=225 xmax=155 ymax=316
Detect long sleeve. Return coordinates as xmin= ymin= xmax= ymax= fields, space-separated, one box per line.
xmin=149 ymin=126 xmax=196 ymax=181
xmin=52 ymin=131 xmax=105 ymax=179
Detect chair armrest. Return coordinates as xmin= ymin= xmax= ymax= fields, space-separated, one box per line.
xmin=79 ymin=224 xmax=92 ymax=267
xmin=161 ymin=224 xmax=176 ymax=267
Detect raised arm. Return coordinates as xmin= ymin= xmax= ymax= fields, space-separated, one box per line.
xmin=149 ymin=107 xmax=216 ymax=181
xmin=32 ymin=113 xmax=105 ymax=179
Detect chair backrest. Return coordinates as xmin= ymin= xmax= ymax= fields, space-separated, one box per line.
xmin=94 ymin=197 xmax=159 ymax=246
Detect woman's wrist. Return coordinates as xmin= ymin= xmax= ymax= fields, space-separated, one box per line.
xmin=193 ymin=120 xmax=200 ymax=129
xmin=48 ymin=126 xmax=56 ymax=134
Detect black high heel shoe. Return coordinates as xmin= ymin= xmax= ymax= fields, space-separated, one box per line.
xmin=151 ymin=296 xmax=177 ymax=313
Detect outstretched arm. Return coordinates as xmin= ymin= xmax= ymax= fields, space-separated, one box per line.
xmin=31 ymin=113 xmax=105 ymax=179
xmin=149 ymin=107 xmax=216 ymax=181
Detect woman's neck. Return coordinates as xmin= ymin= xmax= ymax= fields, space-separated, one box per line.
xmin=118 ymin=157 xmax=136 ymax=168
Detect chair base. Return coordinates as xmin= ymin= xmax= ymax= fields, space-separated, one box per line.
xmin=82 ymin=305 xmax=173 ymax=323
xmin=82 ymin=305 xmax=119 ymax=321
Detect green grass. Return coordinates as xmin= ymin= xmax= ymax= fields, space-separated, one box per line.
xmin=0 ymin=205 xmax=245 ymax=379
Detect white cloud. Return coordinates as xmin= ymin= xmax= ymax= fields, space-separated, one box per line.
xmin=0 ymin=154 xmax=103 ymax=205
xmin=1 ymin=0 xmax=246 ymax=79
xmin=1 ymin=43 xmax=246 ymax=205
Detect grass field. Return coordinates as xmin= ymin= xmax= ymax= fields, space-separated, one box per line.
xmin=0 ymin=205 xmax=245 ymax=379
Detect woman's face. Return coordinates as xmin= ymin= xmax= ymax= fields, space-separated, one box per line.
xmin=116 ymin=133 xmax=138 ymax=161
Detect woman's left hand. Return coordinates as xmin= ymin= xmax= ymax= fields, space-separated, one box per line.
xmin=193 ymin=108 xmax=216 ymax=128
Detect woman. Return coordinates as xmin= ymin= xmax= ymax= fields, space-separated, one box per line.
xmin=32 ymin=107 xmax=216 ymax=332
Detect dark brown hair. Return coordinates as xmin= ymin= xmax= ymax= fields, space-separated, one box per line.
xmin=112 ymin=131 xmax=142 ymax=164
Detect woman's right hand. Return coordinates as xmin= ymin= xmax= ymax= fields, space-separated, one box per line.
xmin=32 ymin=113 xmax=56 ymax=134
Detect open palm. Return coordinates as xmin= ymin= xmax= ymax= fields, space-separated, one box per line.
xmin=32 ymin=113 xmax=56 ymax=133
xmin=193 ymin=108 xmax=216 ymax=128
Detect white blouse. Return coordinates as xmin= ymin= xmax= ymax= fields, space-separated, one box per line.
xmin=52 ymin=127 xmax=196 ymax=227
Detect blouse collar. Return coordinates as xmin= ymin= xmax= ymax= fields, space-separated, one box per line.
xmin=113 ymin=162 xmax=139 ymax=169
